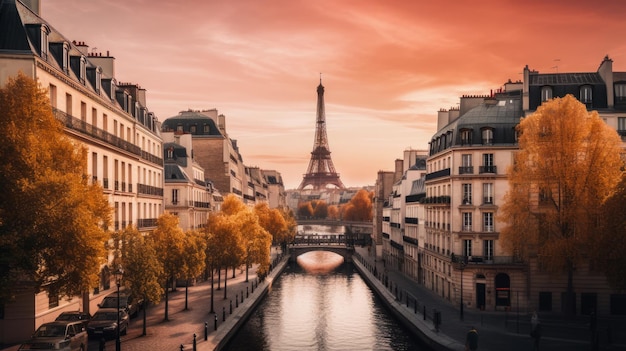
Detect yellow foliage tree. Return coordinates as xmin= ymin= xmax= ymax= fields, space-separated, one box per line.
xmin=343 ymin=189 xmax=374 ymax=221
xmin=115 ymin=225 xmax=163 ymax=335
xmin=0 ymin=72 xmax=111 ymax=304
xmin=151 ymin=212 xmax=186 ymax=321
xmin=498 ymin=95 xmax=623 ymax=313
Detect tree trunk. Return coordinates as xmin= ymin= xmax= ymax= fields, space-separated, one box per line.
xmin=224 ymin=271 xmax=228 ymax=300
xmin=142 ymin=301 xmax=147 ymax=336
xmin=164 ymin=277 xmax=170 ymax=321
xmin=245 ymin=258 xmax=249 ymax=282
xmin=184 ymin=279 xmax=189 ymax=311
xmin=209 ymin=268 xmax=215 ymax=314
xmin=217 ymin=268 xmax=221 ymax=290
xmin=232 ymin=266 xmax=235 ymax=278
xmin=566 ymin=261 xmax=575 ymax=315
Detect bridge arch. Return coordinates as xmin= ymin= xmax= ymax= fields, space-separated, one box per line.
xmin=289 ymin=246 xmax=354 ymax=263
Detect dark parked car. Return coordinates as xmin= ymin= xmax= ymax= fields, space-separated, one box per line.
xmin=19 ymin=320 xmax=88 ymax=351
xmin=55 ymin=311 xmax=91 ymax=329
xmin=98 ymin=291 xmax=143 ymax=317
xmin=86 ymin=308 xmax=129 ymax=339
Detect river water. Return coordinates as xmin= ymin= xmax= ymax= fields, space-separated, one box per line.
xmin=225 ymin=250 xmax=429 ymax=351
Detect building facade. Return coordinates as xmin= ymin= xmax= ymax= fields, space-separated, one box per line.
xmin=0 ymin=0 xmax=164 ymax=343
xmin=162 ymin=133 xmax=223 ymax=231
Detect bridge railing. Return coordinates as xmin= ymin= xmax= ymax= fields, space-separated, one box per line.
xmin=292 ymin=235 xmax=346 ymax=246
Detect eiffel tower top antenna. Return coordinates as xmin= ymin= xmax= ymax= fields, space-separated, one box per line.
xmin=298 ymin=77 xmax=345 ymax=190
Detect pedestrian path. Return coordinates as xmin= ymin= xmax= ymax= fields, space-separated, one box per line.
xmin=353 ymin=246 xmax=626 ymax=351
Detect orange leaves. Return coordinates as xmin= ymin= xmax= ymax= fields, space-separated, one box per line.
xmin=500 ymin=95 xmax=623 ymax=272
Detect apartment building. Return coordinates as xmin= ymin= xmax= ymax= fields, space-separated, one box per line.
xmin=0 ymin=0 xmax=163 ymax=343
xmin=162 ymin=133 xmax=223 ymax=231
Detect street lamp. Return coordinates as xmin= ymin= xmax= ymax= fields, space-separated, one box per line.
xmin=459 ymin=260 xmax=466 ymax=321
xmin=114 ymin=265 xmax=124 ymax=351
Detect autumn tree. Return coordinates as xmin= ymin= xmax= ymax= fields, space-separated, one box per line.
xmin=597 ymin=174 xmax=626 ymax=291
xmin=205 ymin=210 xmax=243 ymax=309
xmin=277 ymin=208 xmax=297 ymax=251
xmin=327 ymin=205 xmax=340 ymax=220
xmin=343 ymin=189 xmax=374 ymax=221
xmin=151 ymin=213 xmax=186 ymax=321
xmin=297 ymin=201 xmax=313 ymax=218
xmin=0 ymin=72 xmax=111 ymax=305
xmin=115 ymin=225 xmax=163 ymax=335
xmin=312 ymin=200 xmax=328 ymax=219
xmin=499 ymin=95 xmax=623 ymax=314
xmin=181 ymin=229 xmax=206 ymax=310
xmin=237 ymin=208 xmax=272 ymax=280
xmin=255 ymin=203 xmax=288 ymax=244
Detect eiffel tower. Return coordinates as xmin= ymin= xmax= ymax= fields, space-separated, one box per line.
xmin=298 ymin=77 xmax=345 ymax=190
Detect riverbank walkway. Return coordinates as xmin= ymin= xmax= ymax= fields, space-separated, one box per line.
xmin=4 ymin=245 xmax=625 ymax=351
xmin=353 ymin=246 xmax=626 ymax=351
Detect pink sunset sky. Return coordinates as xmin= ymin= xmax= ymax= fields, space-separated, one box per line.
xmin=42 ymin=0 xmax=626 ymax=189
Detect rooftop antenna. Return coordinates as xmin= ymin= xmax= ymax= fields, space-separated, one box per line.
xmin=552 ymin=59 xmax=560 ymax=73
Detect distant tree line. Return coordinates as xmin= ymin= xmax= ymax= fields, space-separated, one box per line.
xmin=296 ymin=189 xmax=373 ymax=222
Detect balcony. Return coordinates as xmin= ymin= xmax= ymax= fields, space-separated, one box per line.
xmin=137 ymin=183 xmax=163 ymax=196
xmin=459 ymin=166 xmax=474 ymax=175
xmin=422 ymin=196 xmax=451 ymax=204
xmin=452 ymin=255 xmax=524 ymax=265
xmin=479 ymin=165 xmax=497 ymax=174
xmin=425 ymin=168 xmax=451 ymax=181
xmin=137 ymin=218 xmax=158 ymax=229
xmin=53 ymin=108 xmax=141 ymax=156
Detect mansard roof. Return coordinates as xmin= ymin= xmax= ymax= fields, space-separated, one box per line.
xmin=164 ymin=164 xmax=189 ymax=182
xmin=430 ymin=91 xmax=522 ymax=156
xmin=161 ymin=110 xmax=223 ymax=136
xmin=529 ymin=72 xmax=604 ymax=86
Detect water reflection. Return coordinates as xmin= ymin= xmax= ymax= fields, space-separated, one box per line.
xmin=297 ymin=251 xmax=344 ymax=274
xmin=226 ymin=252 xmax=428 ymax=351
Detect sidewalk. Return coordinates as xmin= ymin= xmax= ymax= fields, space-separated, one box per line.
xmin=1 ymin=247 xmax=287 ymax=351
xmin=353 ymin=246 xmax=626 ymax=351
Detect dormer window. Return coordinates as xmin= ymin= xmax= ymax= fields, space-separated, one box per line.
xmin=481 ymin=127 xmax=494 ymax=145
xmin=541 ymin=86 xmax=553 ymax=102
xmin=79 ymin=56 xmax=86 ymax=84
xmin=460 ymin=129 xmax=473 ymax=145
xmin=580 ymin=85 xmax=592 ymax=107
xmin=615 ymin=83 xmax=626 ymax=104
xmin=95 ymin=67 xmax=102 ymax=93
xmin=62 ymin=42 xmax=70 ymax=74
xmin=40 ymin=25 xmax=50 ymax=60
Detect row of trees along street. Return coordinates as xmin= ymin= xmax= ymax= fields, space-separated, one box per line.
xmin=297 ymin=189 xmax=374 ymax=221
xmin=0 ymin=73 xmax=297 ymax=335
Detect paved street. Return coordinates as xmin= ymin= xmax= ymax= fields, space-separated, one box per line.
xmin=353 ymin=246 xmax=626 ymax=351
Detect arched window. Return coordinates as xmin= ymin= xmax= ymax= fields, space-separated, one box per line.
xmin=460 ymin=129 xmax=473 ymax=145
xmin=541 ymin=86 xmax=553 ymax=102
xmin=580 ymin=85 xmax=592 ymax=106
xmin=481 ymin=127 xmax=493 ymax=145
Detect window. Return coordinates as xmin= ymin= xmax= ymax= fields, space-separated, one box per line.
xmin=190 ymin=125 xmax=197 ymax=133
xmin=616 ymin=83 xmax=626 ymax=104
xmin=541 ymin=86 xmax=553 ymax=102
xmin=460 ymin=129 xmax=473 ymax=145
xmin=103 ymin=114 xmax=108 ymax=132
xmin=483 ymin=240 xmax=494 ymax=260
xmin=167 ymin=148 xmax=174 ymax=159
xmin=62 ymin=42 xmax=70 ymax=74
xmin=481 ymin=128 xmax=493 ymax=145
xmin=619 ymin=117 xmax=626 ymax=134
xmin=172 ymin=189 xmax=179 ymax=204
xmin=483 ymin=212 xmax=494 ymax=232
xmin=177 ymin=124 xmax=183 ymax=132
xmin=462 ymin=184 xmax=472 ymax=204
xmin=481 ymin=153 xmax=495 ymax=173
xmin=81 ymin=102 xmax=87 ymax=122
xmin=79 ymin=56 xmax=86 ymax=84
xmin=65 ymin=93 xmax=72 ymax=116
xmin=204 ymin=124 xmax=210 ymax=133
xmin=539 ymin=292 xmax=552 ymax=311
xmin=92 ymin=152 xmax=97 ymax=183
xmin=463 ymin=239 xmax=472 ymax=257
xmin=483 ymin=183 xmax=494 ymax=204
xmin=92 ymin=108 xmax=97 ymax=127
xmin=40 ymin=25 xmax=49 ymax=60
xmin=49 ymin=84 xmax=57 ymax=108
xmin=580 ymin=85 xmax=592 ymax=106
xmin=103 ymin=156 xmax=108 ymax=189
xmin=462 ymin=212 xmax=472 ymax=231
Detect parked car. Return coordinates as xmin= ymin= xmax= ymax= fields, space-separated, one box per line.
xmin=55 ymin=311 xmax=91 ymax=329
xmin=86 ymin=308 xmax=129 ymax=339
xmin=19 ymin=320 xmax=88 ymax=351
xmin=98 ymin=291 xmax=143 ymax=317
